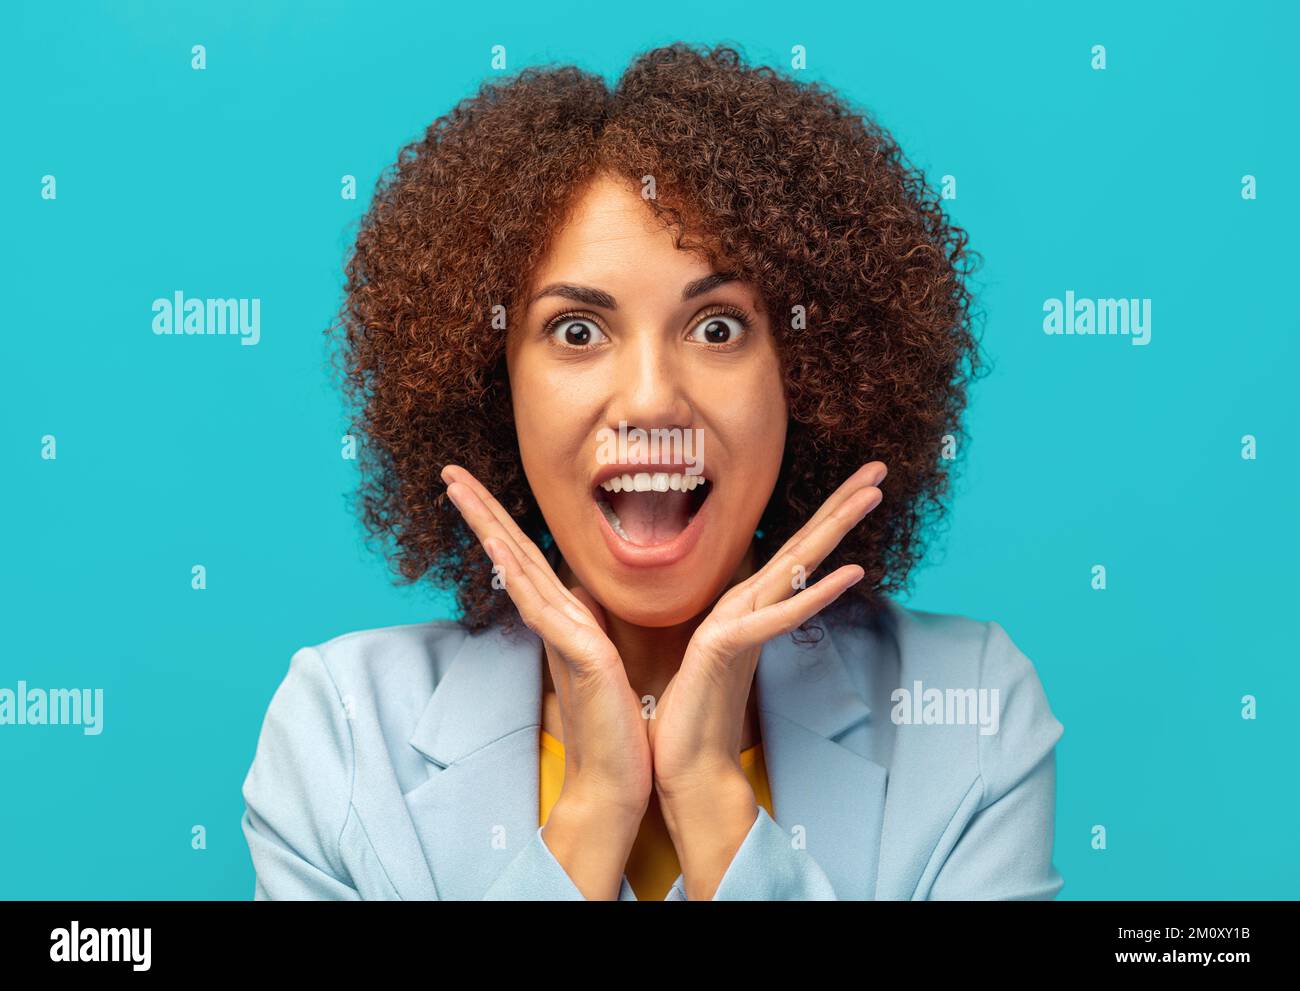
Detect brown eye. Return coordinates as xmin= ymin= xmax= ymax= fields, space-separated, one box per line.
xmin=688 ymin=313 xmax=747 ymax=346
xmin=547 ymin=317 xmax=608 ymax=349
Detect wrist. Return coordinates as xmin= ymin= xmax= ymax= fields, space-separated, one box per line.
xmin=551 ymin=782 xmax=646 ymax=842
xmin=660 ymin=769 xmax=759 ymax=894
xmin=541 ymin=789 xmax=644 ymax=901
xmin=654 ymin=757 xmax=749 ymax=811
xmin=658 ymin=768 xmax=758 ymax=876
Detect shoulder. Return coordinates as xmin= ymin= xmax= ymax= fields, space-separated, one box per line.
xmin=243 ymin=617 xmax=473 ymax=785
xmin=824 ymin=600 xmax=1067 ymax=900
xmin=309 ymin=616 xmax=473 ymax=678
xmin=819 ymin=594 xmax=991 ymax=685
xmin=847 ymin=597 xmax=1058 ymax=708
xmin=825 ymin=597 xmax=1064 ymax=792
xmin=241 ymin=617 xmax=475 ymax=854
xmin=303 ymin=617 xmax=473 ymax=704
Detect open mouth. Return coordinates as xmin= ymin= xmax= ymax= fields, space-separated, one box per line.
xmin=593 ymin=471 xmax=712 ymax=546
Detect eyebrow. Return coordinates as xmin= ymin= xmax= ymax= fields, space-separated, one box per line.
xmin=526 ymin=271 xmax=740 ymax=310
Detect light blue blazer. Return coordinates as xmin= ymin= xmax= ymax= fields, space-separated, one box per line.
xmin=240 ymin=597 xmax=1064 ymax=900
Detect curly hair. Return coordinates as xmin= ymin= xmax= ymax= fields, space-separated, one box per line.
xmin=329 ymin=41 xmax=986 ymax=634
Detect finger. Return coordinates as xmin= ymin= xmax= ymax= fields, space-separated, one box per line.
xmin=749 ymin=484 xmax=881 ymax=610
xmin=445 ymin=480 xmax=592 ymax=627
xmin=485 ymin=538 xmax=618 ymax=676
xmin=442 ymin=465 xmax=593 ymax=619
xmin=727 ymin=565 xmax=866 ymax=648
xmin=787 ymin=461 xmax=886 ymax=536
xmin=742 ymin=462 xmax=884 ymax=598
xmin=441 ymin=464 xmax=559 ymax=582
xmin=480 ymin=535 xmax=584 ymax=648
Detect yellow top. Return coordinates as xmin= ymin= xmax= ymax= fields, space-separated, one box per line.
xmin=538 ymin=728 xmax=775 ymax=901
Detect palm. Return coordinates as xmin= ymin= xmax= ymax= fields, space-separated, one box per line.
xmin=648 ymin=585 xmax=762 ymax=784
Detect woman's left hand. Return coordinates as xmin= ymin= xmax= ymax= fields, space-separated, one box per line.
xmin=648 ymin=460 xmax=887 ymax=899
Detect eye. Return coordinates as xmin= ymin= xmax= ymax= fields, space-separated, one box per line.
xmin=545 ymin=314 xmax=609 ymax=350
xmin=687 ymin=305 xmax=752 ymax=347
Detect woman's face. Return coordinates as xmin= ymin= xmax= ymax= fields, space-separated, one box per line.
xmin=506 ymin=172 xmax=788 ymax=627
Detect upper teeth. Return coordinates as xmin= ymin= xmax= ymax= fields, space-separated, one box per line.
xmin=599 ymin=472 xmax=707 ymax=493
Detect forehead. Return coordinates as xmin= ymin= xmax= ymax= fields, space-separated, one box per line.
xmin=525 ymin=174 xmax=716 ymax=291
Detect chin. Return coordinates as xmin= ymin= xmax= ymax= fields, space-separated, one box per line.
xmin=593 ymin=582 xmax=721 ymax=629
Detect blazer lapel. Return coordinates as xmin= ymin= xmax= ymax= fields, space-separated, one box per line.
xmin=753 ymin=619 xmax=888 ymax=898
xmin=402 ymin=613 xmax=885 ymax=900
xmin=404 ymin=622 xmax=546 ymax=900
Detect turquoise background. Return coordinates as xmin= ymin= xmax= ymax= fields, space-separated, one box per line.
xmin=3 ymin=0 xmax=1296 ymax=899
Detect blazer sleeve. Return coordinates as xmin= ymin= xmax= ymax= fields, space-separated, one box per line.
xmin=489 ymin=811 xmax=837 ymax=901
xmin=481 ymin=826 xmax=585 ymax=900
xmin=241 ymin=646 xmax=362 ymax=900
xmin=661 ymin=805 xmax=838 ymax=900
xmin=484 ymin=826 xmax=639 ymax=900
xmin=926 ymin=621 xmax=1065 ymax=900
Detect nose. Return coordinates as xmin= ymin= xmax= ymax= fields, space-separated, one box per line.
xmin=605 ymin=330 xmax=693 ymax=435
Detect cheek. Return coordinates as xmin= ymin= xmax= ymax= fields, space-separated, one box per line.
xmin=508 ymin=363 xmax=589 ymax=512
xmin=749 ymin=370 xmax=789 ymax=509
xmin=507 ymin=365 xmax=558 ymax=490
xmin=729 ymin=358 xmax=788 ymax=458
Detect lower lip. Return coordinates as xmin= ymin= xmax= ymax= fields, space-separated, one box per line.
xmin=592 ymin=485 xmax=712 ymax=569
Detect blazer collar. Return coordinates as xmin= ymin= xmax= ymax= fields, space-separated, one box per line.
xmin=405 ymin=606 xmax=888 ymax=899
xmin=408 ymin=621 xmax=542 ymax=768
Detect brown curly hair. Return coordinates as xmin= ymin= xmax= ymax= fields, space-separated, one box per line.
xmin=329 ymin=41 xmax=986 ymax=634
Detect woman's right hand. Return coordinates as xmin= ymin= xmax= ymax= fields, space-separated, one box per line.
xmin=440 ymin=464 xmax=652 ymax=899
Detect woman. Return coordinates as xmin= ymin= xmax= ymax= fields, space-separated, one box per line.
xmin=241 ymin=42 xmax=1064 ymax=900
